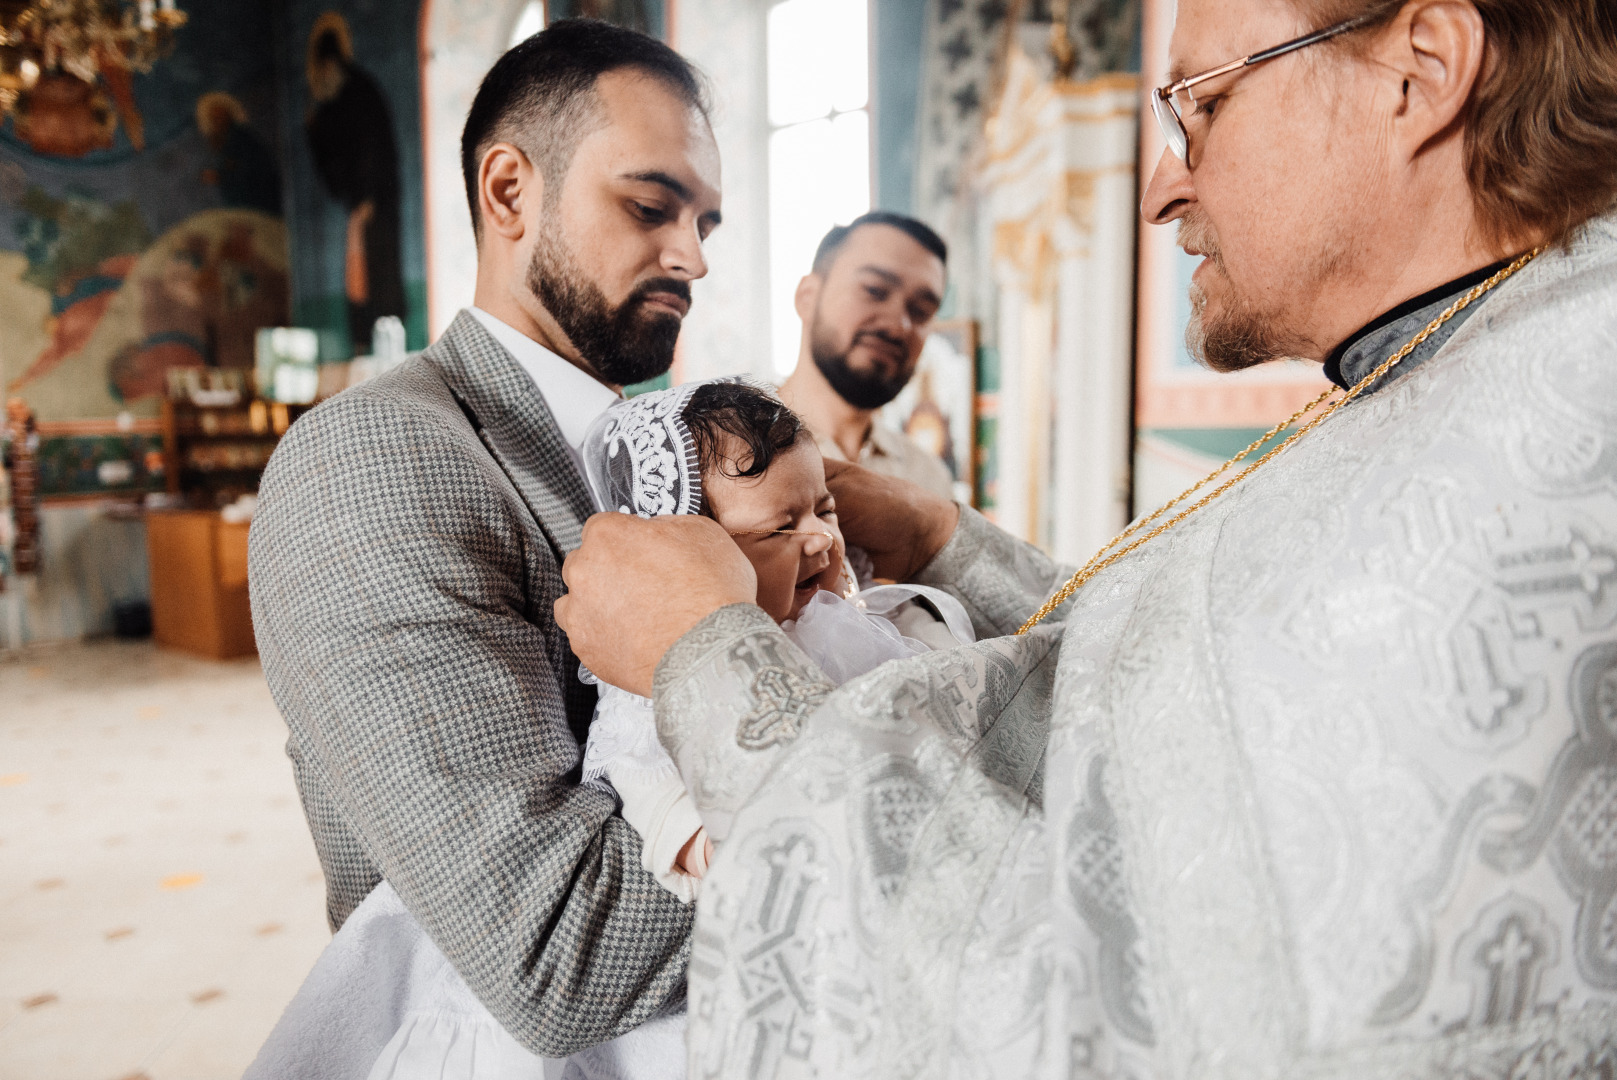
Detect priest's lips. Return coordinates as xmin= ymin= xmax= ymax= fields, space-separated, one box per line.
xmin=1180 ymin=239 xmax=1208 ymax=271
xmin=1175 ymin=210 xmax=1223 ymax=289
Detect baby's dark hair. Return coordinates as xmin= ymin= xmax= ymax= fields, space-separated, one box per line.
xmin=681 ymin=381 xmax=806 ymax=500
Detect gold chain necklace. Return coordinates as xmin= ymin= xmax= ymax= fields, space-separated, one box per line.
xmin=1017 ymin=247 xmax=1542 ymax=634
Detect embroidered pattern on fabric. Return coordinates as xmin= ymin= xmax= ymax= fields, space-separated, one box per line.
xmin=1481 ymin=641 xmax=1617 ymax=989
xmin=737 ymin=667 xmax=823 ymax=750
xmin=1065 ymin=754 xmax=1156 ymax=1046
xmin=1370 ymin=774 xmax=1538 ymax=1025
xmin=724 ymin=631 xmax=829 ymax=751
xmin=689 ymin=818 xmax=860 ymax=1075
xmin=1453 ymin=893 xmax=1561 ymax=1028
xmin=861 ymin=758 xmax=930 ymax=896
xmin=1495 ymin=533 xmax=1617 ymax=630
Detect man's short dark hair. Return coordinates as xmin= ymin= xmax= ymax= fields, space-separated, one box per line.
xmin=460 ymin=19 xmax=709 ymax=239
xmin=811 ymin=211 xmax=948 ymax=275
xmin=682 ymin=381 xmax=806 ymax=509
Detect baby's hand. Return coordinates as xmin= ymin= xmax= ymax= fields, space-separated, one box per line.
xmin=675 ymin=829 xmax=713 ymax=879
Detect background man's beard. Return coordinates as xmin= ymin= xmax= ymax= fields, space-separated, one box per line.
xmin=809 ymin=318 xmax=910 ymax=410
xmin=526 ymin=222 xmax=685 ymax=386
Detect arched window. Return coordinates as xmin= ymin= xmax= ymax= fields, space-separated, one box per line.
xmin=766 ymin=0 xmax=870 ymax=375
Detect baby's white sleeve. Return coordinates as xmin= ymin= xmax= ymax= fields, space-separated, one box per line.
xmin=583 ymin=683 xmax=708 ymax=902
xmin=609 ymin=770 xmax=708 ymax=903
xmin=886 ymin=599 xmax=968 ymax=652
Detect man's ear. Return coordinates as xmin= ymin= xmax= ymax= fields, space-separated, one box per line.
xmin=1386 ymin=0 xmax=1486 ymax=157
xmin=793 ymin=272 xmax=822 ymax=324
xmin=478 ymin=142 xmax=539 ymax=242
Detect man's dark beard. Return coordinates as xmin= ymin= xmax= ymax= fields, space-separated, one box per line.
xmin=809 ymin=317 xmax=912 ymax=410
xmin=526 ymin=221 xmax=687 ymax=386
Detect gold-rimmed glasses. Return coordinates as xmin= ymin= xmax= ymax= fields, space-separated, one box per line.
xmin=1152 ymin=11 xmax=1383 ymax=161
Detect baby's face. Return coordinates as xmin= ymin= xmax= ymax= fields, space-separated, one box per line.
xmin=706 ymin=438 xmax=844 ymax=622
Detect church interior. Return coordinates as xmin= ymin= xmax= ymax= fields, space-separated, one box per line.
xmin=0 ymin=0 xmax=1337 ymax=1075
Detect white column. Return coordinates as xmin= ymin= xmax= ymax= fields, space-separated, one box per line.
xmin=671 ymin=0 xmax=773 ymax=381
xmin=1050 ymin=162 xmax=1136 ymax=563
xmin=419 ymin=0 xmax=529 ymax=340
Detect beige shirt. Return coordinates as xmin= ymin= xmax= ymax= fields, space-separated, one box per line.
xmin=814 ymin=422 xmax=958 ymax=501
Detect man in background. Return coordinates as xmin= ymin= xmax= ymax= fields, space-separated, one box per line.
xmin=777 ymin=211 xmax=957 ymax=500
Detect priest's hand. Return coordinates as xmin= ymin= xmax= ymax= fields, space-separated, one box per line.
xmin=556 ymin=513 xmax=757 ymax=697
xmin=823 ymin=459 xmax=960 ymax=582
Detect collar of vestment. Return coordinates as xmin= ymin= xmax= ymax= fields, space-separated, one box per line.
xmin=467 ymin=306 xmax=621 ymax=469
xmin=1323 ymin=258 xmax=1509 ymax=395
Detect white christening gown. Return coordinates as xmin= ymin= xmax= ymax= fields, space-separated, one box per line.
xmin=244 ymin=585 xmax=973 ymax=1080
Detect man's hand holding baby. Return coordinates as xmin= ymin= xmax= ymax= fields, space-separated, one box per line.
xmin=557 ymin=512 xmax=756 ymax=697
xmin=821 ymin=459 xmax=959 ymax=582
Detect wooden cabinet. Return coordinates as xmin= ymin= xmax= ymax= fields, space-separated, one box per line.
xmin=146 ymin=510 xmax=255 ymax=659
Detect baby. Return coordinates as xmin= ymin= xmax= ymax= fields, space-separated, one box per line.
xmin=247 ymin=379 xmax=972 ymax=1080
xmin=579 ymin=378 xmax=974 ymax=903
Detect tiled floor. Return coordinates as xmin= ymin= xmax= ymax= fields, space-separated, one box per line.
xmin=0 ymin=640 xmax=330 ymax=1080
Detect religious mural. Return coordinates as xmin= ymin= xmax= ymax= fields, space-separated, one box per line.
xmin=0 ymin=4 xmax=287 ymax=426
xmin=278 ymin=1 xmax=426 ymax=360
xmin=304 ymin=12 xmax=405 ymax=355
xmin=0 ymin=1 xmax=288 ymax=509
xmin=914 ymin=0 xmax=1140 ymax=524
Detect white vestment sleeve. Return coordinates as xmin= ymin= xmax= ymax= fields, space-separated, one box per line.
xmin=653 ymin=601 xmax=1064 ymax=1078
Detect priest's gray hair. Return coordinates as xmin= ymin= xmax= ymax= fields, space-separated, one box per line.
xmin=1296 ymin=0 xmax=1617 ymax=249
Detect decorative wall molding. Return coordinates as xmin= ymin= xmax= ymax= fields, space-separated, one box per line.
xmin=981 ymin=46 xmax=1137 ymax=561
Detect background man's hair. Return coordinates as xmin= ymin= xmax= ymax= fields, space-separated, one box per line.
xmin=812 ymin=211 xmax=949 ymax=275
xmin=682 ymin=381 xmax=806 ymax=504
xmin=460 ymin=19 xmax=710 ymax=239
xmin=1302 ymin=0 xmax=1617 ymax=249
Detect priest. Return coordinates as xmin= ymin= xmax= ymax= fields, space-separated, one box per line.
xmin=556 ymin=0 xmax=1617 ymax=1075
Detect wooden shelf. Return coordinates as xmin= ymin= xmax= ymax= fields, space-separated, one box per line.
xmin=160 ymin=399 xmax=312 ymax=501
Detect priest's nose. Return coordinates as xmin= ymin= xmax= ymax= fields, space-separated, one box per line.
xmin=1142 ymin=145 xmax=1195 ymax=226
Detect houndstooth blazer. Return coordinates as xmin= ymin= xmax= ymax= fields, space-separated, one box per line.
xmin=248 ymin=311 xmax=693 ymax=1057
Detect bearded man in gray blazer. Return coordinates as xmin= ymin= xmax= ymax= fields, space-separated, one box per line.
xmin=248 ymin=20 xmax=723 ymax=1057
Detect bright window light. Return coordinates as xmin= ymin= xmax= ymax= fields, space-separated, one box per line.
xmin=767 ymin=0 xmax=870 ymax=376
xmin=767 ymin=0 xmax=868 ymax=126
xmin=509 ymin=0 xmax=545 ymax=47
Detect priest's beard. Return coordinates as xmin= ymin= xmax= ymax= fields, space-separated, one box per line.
xmin=809 ymin=311 xmax=911 ymax=410
xmin=1180 ymin=209 xmax=1312 ymax=373
xmin=526 ymin=219 xmax=686 ymax=386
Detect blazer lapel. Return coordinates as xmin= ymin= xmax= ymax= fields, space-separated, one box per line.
xmin=427 ymin=311 xmax=596 ymax=557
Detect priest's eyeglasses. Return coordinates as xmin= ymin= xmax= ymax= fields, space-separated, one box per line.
xmin=1152 ymin=11 xmax=1381 ymax=161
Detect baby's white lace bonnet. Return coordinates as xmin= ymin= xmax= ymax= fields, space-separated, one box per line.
xmin=580 ymin=377 xmax=764 ymax=518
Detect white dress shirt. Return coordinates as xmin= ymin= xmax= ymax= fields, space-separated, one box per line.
xmin=467 ymin=307 xmax=620 ymax=474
